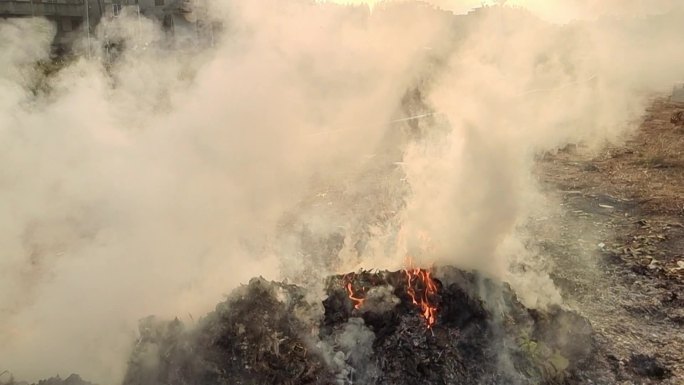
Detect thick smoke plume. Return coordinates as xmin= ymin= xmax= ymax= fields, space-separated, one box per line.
xmin=1 ymin=0 xmax=683 ymax=383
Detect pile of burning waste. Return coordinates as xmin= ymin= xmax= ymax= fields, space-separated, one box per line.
xmin=122 ymin=266 xmax=594 ymax=385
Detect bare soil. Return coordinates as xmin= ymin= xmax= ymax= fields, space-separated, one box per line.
xmin=536 ymin=97 xmax=684 ymax=384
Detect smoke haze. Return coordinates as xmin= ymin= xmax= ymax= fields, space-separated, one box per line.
xmin=1 ymin=0 xmax=683 ymax=383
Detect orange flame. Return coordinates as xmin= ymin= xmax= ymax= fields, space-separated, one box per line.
xmin=341 ymin=267 xmax=439 ymax=329
xmin=343 ymin=274 xmax=365 ymax=309
xmin=404 ymin=267 xmax=439 ymax=329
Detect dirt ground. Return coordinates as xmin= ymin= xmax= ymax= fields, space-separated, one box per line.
xmin=536 ymin=97 xmax=684 ymax=384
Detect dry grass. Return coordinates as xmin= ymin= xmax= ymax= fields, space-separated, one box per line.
xmin=536 ymin=97 xmax=684 ymax=383
xmin=540 ymin=97 xmax=684 ymax=216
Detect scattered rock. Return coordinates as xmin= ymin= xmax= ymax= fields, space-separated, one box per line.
xmin=583 ymin=163 xmax=600 ymax=172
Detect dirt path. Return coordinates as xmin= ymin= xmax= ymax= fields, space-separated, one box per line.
xmin=536 ymin=98 xmax=684 ymax=384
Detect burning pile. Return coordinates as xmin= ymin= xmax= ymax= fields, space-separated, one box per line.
xmin=123 ymin=266 xmax=595 ymax=385
xmin=342 ymin=267 xmax=440 ymax=329
xmin=342 ymin=266 xmax=439 ymax=329
xmin=404 ymin=268 xmax=439 ymax=329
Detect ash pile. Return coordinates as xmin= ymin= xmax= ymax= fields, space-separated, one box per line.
xmin=123 ymin=267 xmax=594 ymax=385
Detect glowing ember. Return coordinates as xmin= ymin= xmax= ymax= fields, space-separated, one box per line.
xmin=343 ymin=273 xmax=365 ymax=309
xmin=404 ymin=267 xmax=439 ymax=329
xmin=341 ymin=266 xmax=440 ymax=329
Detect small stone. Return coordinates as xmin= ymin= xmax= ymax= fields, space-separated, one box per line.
xmin=639 ymin=257 xmax=653 ymax=266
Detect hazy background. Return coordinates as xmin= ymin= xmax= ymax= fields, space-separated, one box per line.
xmin=1 ymin=0 xmax=683 ymax=383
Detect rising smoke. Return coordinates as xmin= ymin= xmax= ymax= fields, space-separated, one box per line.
xmin=1 ymin=0 xmax=683 ymax=383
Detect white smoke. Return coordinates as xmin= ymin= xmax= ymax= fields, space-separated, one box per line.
xmin=1 ymin=1 xmax=684 ymax=383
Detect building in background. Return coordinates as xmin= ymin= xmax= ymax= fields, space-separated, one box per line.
xmin=140 ymin=0 xmax=217 ymax=48
xmin=0 ymin=0 xmax=218 ymax=51
xmin=100 ymin=0 xmax=218 ymax=46
xmin=0 ymin=0 xmax=105 ymax=47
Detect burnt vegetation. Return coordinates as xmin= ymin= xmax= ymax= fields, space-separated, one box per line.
xmin=120 ymin=267 xmax=594 ymax=385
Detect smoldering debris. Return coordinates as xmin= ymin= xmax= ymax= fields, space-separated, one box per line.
xmin=122 ymin=278 xmax=330 ymax=385
xmin=120 ymin=267 xmax=594 ymax=385
xmin=627 ymin=354 xmax=672 ymax=380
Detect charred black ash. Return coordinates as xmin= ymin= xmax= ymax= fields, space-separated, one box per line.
xmin=322 ymin=267 xmax=594 ymax=385
xmin=123 ymin=278 xmax=332 ymax=385
xmin=627 ymin=354 xmax=672 ymax=380
xmin=121 ymin=267 xmax=595 ymax=385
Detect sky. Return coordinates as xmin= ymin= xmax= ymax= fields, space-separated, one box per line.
xmin=322 ymin=0 xmax=683 ymax=23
